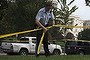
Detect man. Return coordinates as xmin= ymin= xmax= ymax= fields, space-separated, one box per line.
xmin=35 ymin=1 xmax=55 ymax=57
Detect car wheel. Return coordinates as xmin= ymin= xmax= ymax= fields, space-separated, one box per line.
xmin=79 ymin=51 xmax=84 ymax=55
xmin=19 ymin=49 xmax=28 ymax=56
xmin=53 ymin=49 xmax=60 ymax=55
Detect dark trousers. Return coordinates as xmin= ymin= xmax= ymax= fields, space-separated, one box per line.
xmin=35 ymin=29 xmax=50 ymax=56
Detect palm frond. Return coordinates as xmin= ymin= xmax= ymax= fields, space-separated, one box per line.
xmin=69 ymin=5 xmax=78 ymax=15
xmin=63 ymin=0 xmax=66 ymax=6
xmin=68 ymin=0 xmax=75 ymax=6
xmin=57 ymin=0 xmax=61 ymax=3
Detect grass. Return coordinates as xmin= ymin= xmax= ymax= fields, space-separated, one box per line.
xmin=0 ymin=55 xmax=90 ymax=60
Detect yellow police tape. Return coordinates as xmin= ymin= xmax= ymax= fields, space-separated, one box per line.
xmin=1 ymin=25 xmax=90 ymax=39
xmin=64 ymin=39 xmax=90 ymax=43
xmin=53 ymin=25 xmax=90 ymax=28
xmin=0 ymin=29 xmax=40 ymax=39
xmin=0 ymin=25 xmax=52 ymax=39
xmin=37 ymin=32 xmax=45 ymax=54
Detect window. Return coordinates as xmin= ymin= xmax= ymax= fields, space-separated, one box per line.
xmin=77 ymin=42 xmax=84 ymax=46
xmin=20 ymin=38 xmax=29 ymax=43
xmin=83 ymin=42 xmax=90 ymax=46
xmin=66 ymin=41 xmax=77 ymax=45
xmin=77 ymin=42 xmax=90 ymax=46
xmin=20 ymin=38 xmax=29 ymax=40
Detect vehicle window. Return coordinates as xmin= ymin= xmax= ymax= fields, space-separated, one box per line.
xmin=77 ymin=42 xmax=84 ymax=46
xmin=20 ymin=38 xmax=29 ymax=40
xmin=83 ymin=42 xmax=90 ymax=46
xmin=66 ymin=41 xmax=77 ymax=45
xmin=77 ymin=42 xmax=90 ymax=46
xmin=19 ymin=38 xmax=29 ymax=43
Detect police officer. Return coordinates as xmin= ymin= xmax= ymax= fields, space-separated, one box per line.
xmin=35 ymin=1 xmax=55 ymax=57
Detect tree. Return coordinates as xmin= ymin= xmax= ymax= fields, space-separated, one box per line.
xmin=0 ymin=0 xmax=9 ymax=34
xmin=53 ymin=0 xmax=78 ymax=38
xmin=65 ymin=32 xmax=74 ymax=39
xmin=48 ymin=27 xmax=64 ymax=40
xmin=78 ymin=29 xmax=90 ymax=40
xmin=0 ymin=0 xmax=8 ymax=10
xmin=0 ymin=0 xmax=45 ymax=34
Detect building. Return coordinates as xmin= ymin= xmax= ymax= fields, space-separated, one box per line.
xmin=83 ymin=20 xmax=90 ymax=30
xmin=66 ymin=15 xmax=84 ymax=40
xmin=83 ymin=20 xmax=90 ymax=27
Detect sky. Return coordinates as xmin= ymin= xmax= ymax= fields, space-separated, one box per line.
xmin=71 ymin=0 xmax=90 ymax=20
xmin=58 ymin=0 xmax=90 ymax=20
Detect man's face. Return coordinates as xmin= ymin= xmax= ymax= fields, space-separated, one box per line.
xmin=45 ymin=5 xmax=52 ymax=12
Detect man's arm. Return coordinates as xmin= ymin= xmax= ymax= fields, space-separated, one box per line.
xmin=52 ymin=20 xmax=55 ymax=25
xmin=35 ymin=10 xmax=48 ymax=32
xmin=35 ymin=20 xmax=48 ymax=32
xmin=51 ymin=11 xmax=55 ymax=25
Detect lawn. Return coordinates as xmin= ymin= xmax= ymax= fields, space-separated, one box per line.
xmin=0 ymin=55 xmax=90 ymax=60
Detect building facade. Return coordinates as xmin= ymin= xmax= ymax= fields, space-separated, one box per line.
xmin=67 ymin=16 xmax=84 ymax=40
xmin=83 ymin=20 xmax=90 ymax=27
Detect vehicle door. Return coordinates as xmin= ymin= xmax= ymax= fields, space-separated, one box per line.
xmin=65 ymin=41 xmax=77 ymax=54
xmin=29 ymin=38 xmax=44 ymax=54
xmin=82 ymin=42 xmax=90 ymax=54
xmin=29 ymin=38 xmax=36 ymax=53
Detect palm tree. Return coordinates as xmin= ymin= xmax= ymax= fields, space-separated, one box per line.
xmin=53 ymin=0 xmax=78 ymax=38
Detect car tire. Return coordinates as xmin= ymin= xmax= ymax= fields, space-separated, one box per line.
xmin=19 ymin=49 xmax=28 ymax=55
xmin=79 ymin=51 xmax=84 ymax=55
xmin=53 ymin=49 xmax=60 ymax=55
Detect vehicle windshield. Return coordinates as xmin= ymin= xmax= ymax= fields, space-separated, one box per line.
xmin=66 ymin=41 xmax=77 ymax=45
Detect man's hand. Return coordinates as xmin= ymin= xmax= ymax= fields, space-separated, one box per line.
xmin=43 ymin=27 xmax=48 ymax=33
xmin=35 ymin=20 xmax=48 ymax=32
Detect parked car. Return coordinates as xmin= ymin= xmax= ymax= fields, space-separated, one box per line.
xmin=1 ymin=37 xmax=62 ymax=55
xmin=65 ymin=40 xmax=90 ymax=55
